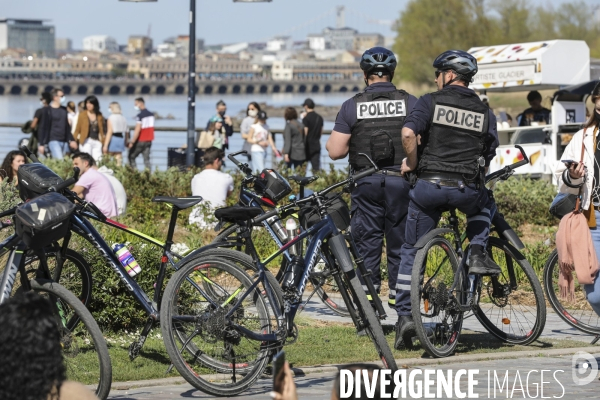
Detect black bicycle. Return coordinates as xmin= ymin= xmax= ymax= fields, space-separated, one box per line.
xmin=160 ymin=162 xmax=396 ymax=396
xmin=410 ymin=146 xmax=546 ymax=358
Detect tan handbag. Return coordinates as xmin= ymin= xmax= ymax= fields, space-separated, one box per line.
xmin=197 ymin=130 xmax=215 ymax=149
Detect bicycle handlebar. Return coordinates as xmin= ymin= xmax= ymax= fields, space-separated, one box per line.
xmin=227 ymin=151 xmax=253 ymax=176
xmin=20 ymin=145 xmax=40 ymax=163
xmin=485 ymin=145 xmax=529 ymax=184
xmin=0 ymin=206 xmax=17 ymax=219
xmin=49 ymin=167 xmax=80 ymax=193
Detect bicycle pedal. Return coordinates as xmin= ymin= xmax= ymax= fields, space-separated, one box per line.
xmin=128 ymin=341 xmax=142 ymax=361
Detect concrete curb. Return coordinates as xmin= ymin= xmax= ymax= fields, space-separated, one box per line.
xmin=109 ymin=346 xmax=600 ymax=390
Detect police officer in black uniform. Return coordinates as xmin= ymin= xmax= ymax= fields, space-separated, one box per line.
xmin=326 ymin=47 xmax=417 ymax=329
xmin=395 ymin=50 xmax=500 ymax=349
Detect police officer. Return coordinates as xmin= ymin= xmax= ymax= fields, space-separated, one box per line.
xmin=395 ymin=50 xmax=500 ymax=349
xmin=326 ymin=47 xmax=417 ymax=329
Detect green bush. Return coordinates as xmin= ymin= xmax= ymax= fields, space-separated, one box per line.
xmin=492 ymin=177 xmax=557 ymax=228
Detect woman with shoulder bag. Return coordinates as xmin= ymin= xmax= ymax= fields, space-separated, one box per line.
xmin=73 ymin=95 xmax=105 ymax=162
xmin=554 ymin=83 xmax=600 ymax=315
xmin=198 ymin=116 xmax=226 ymax=151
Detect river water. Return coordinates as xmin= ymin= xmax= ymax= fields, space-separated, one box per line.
xmin=0 ymin=93 xmax=350 ymax=171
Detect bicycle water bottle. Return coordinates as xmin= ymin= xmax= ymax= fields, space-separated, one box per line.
xmin=113 ymin=243 xmax=142 ymax=277
xmin=267 ymin=216 xmax=288 ymax=242
xmin=281 ymin=255 xmax=305 ymax=291
xmin=285 ymin=218 xmax=299 ymax=255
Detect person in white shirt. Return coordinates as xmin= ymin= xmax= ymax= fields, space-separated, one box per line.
xmin=189 ymin=147 xmax=234 ymax=227
xmin=247 ymin=111 xmax=277 ymax=172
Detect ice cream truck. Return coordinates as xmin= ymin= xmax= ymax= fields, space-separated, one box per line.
xmin=468 ymin=40 xmax=591 ymax=181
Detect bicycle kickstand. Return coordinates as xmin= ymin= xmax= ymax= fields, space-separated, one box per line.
xmin=129 ymin=317 xmax=155 ymax=361
xmin=591 ymin=335 xmax=600 ymax=345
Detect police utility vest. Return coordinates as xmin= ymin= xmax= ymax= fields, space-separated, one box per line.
xmin=349 ymin=89 xmax=409 ymax=169
xmin=418 ymin=87 xmax=489 ymax=176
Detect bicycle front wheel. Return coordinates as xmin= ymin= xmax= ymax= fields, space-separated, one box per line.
xmin=474 ymin=237 xmax=546 ymax=345
xmin=543 ymin=249 xmax=600 ymax=335
xmin=411 ymin=235 xmax=463 ymax=358
xmin=29 ymin=279 xmax=112 ymax=400
xmin=161 ymin=256 xmax=278 ymax=397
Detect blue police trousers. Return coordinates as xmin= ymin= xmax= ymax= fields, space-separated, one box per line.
xmin=350 ymin=173 xmax=411 ymax=308
xmin=395 ymin=179 xmax=492 ymax=316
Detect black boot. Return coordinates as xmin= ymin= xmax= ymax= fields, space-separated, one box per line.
xmin=468 ymin=245 xmax=501 ymax=276
xmin=394 ymin=315 xmax=416 ymax=350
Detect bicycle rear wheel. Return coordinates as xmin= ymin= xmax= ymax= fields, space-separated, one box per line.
xmin=411 ymin=235 xmax=463 ymax=358
xmin=543 ymin=249 xmax=600 ymax=335
xmin=474 ymin=237 xmax=546 ymax=345
xmin=161 ymin=256 xmax=278 ymax=397
xmin=29 ymin=279 xmax=112 ymax=400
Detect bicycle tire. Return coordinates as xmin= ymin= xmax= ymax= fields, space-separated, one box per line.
xmin=343 ymin=268 xmax=397 ymax=370
xmin=543 ymin=249 xmax=600 ymax=335
xmin=474 ymin=237 xmax=546 ymax=345
xmin=24 ymin=248 xmax=93 ymax=306
xmin=411 ymin=234 xmax=463 ymax=358
xmin=214 ymin=224 xmax=350 ymax=317
xmin=161 ymin=256 xmax=277 ymax=397
xmin=29 ymin=279 xmax=112 ymax=400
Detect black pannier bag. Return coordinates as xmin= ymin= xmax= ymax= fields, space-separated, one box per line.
xmin=254 ymin=169 xmax=292 ymax=202
xmin=299 ymin=194 xmax=351 ymax=231
xmin=17 ymin=163 xmax=63 ymax=201
xmin=15 ymin=192 xmax=76 ymax=250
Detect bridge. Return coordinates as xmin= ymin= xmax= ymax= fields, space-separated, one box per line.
xmin=0 ymin=79 xmax=362 ymax=96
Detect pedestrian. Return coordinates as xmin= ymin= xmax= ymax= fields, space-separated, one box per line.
xmin=38 ymin=88 xmax=78 ymax=159
xmin=0 ymin=292 xmax=99 ymax=400
xmin=518 ymin=90 xmax=551 ymax=126
xmin=247 ymin=111 xmax=277 ymax=172
xmin=554 ymin=82 xmax=600 ymax=315
xmin=189 ymin=147 xmax=234 ymax=227
xmin=103 ymin=102 xmax=128 ymax=166
xmin=397 ymin=50 xmax=500 ymax=348
xmin=66 ymin=101 xmax=77 ymax=127
xmin=27 ymin=91 xmax=52 ymax=156
xmin=71 ymin=101 xmax=85 ymax=135
xmin=282 ymin=107 xmax=306 ymax=170
xmin=302 ymin=98 xmax=324 ymax=172
xmin=240 ymin=102 xmax=261 ymax=162
xmin=197 ymin=116 xmax=227 ymax=151
xmin=206 ymin=100 xmax=234 ymax=149
xmin=326 ymin=47 xmax=417 ymax=337
xmin=73 ymin=95 xmax=105 ymax=162
xmin=71 ymin=152 xmax=118 ymax=218
xmin=128 ymin=98 xmax=154 ymax=170
xmin=0 ymin=150 xmax=27 ymax=186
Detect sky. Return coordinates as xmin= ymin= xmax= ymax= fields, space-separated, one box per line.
xmin=1 ymin=0 xmax=584 ymax=49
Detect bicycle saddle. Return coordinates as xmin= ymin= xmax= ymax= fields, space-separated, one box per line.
xmin=289 ymin=175 xmax=318 ymax=186
xmin=214 ymin=206 xmax=263 ymax=223
xmin=152 ymin=196 xmax=203 ymax=210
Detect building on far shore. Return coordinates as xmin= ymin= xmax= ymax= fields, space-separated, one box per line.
xmin=0 ymin=18 xmax=55 ymax=57
xmin=55 ymin=38 xmax=72 ymax=52
xmin=83 ymin=35 xmax=118 ymax=53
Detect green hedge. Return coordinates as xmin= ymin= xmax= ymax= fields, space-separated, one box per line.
xmin=2 ymin=159 xmax=560 ymax=331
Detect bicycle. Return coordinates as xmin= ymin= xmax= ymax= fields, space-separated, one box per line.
xmin=543 ymin=249 xmax=600 ymax=344
xmin=211 ymin=151 xmax=379 ymax=318
xmin=160 ymin=160 xmax=397 ymax=396
xmin=410 ymin=145 xmax=546 ymax=358
xmin=0 ymin=177 xmax=112 ymax=400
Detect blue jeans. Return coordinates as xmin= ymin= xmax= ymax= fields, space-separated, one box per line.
xmin=252 ymin=150 xmax=266 ymax=172
xmin=584 ymin=211 xmax=600 ymax=316
xmin=48 ymin=141 xmax=69 ymax=159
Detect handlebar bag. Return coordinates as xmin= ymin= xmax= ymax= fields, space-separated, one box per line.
xmin=17 ymin=163 xmax=63 ymax=201
xmin=254 ymin=169 xmax=292 ymax=202
xmin=15 ymin=192 xmax=75 ymax=249
xmin=300 ymin=194 xmax=350 ymax=231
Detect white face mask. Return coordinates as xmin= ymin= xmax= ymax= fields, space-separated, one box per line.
xmin=134 ymin=106 xmax=140 ymax=111
xmin=40 ymin=101 xmax=45 ymax=106
xmin=248 ymin=109 xmax=258 ymax=117
xmin=60 ymin=96 xmax=67 ymax=106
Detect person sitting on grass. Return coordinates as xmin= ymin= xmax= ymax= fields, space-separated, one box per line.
xmin=71 ymin=152 xmax=118 ymax=218
xmin=0 ymin=291 xmax=99 ymax=400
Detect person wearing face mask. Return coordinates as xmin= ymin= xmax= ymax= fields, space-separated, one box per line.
xmin=27 ymin=91 xmax=52 ymax=156
xmin=128 ymin=97 xmax=154 ymax=170
xmin=206 ymin=100 xmax=233 ymax=149
xmin=240 ymin=102 xmax=261 ymax=162
xmin=554 ymin=82 xmax=600 ymax=316
xmin=38 ymin=88 xmax=77 ymax=159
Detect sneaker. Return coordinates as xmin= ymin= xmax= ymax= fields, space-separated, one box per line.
xmin=394 ymin=315 xmax=416 ymax=350
xmin=468 ymin=252 xmax=501 ymax=276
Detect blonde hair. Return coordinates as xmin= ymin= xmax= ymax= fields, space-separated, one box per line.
xmin=109 ymin=102 xmax=122 ymax=114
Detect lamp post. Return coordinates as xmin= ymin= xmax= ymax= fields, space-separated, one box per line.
xmin=120 ymin=0 xmax=271 ymax=167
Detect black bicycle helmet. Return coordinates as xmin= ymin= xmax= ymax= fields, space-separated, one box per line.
xmin=433 ymin=50 xmax=478 ymax=76
xmin=360 ymin=47 xmax=397 ymax=78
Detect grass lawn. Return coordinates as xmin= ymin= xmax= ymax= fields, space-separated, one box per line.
xmin=104 ymin=318 xmax=590 ymax=383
